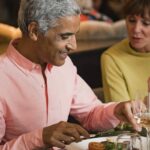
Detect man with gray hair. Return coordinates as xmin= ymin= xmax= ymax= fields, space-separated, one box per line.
xmin=0 ymin=0 xmax=142 ymax=149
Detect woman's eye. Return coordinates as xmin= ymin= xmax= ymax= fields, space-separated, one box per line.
xmin=128 ymin=18 xmax=136 ymax=23
xmin=142 ymin=21 xmax=150 ymax=26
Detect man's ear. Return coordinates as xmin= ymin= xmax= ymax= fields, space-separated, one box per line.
xmin=28 ymin=22 xmax=39 ymax=41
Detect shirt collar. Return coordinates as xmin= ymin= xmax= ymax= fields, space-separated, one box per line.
xmin=6 ymin=39 xmax=53 ymax=74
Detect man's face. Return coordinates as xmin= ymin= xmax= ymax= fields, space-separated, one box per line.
xmin=37 ymin=15 xmax=80 ymax=66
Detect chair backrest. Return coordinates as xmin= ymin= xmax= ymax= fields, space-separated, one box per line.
xmin=93 ymin=87 xmax=104 ymax=102
xmin=0 ymin=23 xmax=22 ymax=54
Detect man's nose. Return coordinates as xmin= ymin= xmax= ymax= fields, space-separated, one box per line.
xmin=67 ymin=35 xmax=77 ymax=51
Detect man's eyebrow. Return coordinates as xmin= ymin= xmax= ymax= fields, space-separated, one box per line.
xmin=59 ymin=32 xmax=74 ymax=36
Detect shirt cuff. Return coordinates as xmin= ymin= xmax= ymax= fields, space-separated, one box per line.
xmin=104 ymin=102 xmax=120 ymax=128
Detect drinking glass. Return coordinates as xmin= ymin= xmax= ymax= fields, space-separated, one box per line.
xmin=132 ymin=94 xmax=150 ymax=150
xmin=134 ymin=112 xmax=150 ymax=150
xmin=116 ymin=132 xmax=142 ymax=150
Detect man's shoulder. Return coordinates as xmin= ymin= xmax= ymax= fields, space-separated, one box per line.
xmin=0 ymin=52 xmax=12 ymax=77
xmin=0 ymin=53 xmax=8 ymax=67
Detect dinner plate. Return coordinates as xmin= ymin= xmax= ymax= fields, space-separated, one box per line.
xmin=66 ymin=136 xmax=117 ymax=150
xmin=66 ymin=136 xmax=146 ymax=150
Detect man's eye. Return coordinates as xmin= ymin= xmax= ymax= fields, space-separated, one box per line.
xmin=61 ymin=36 xmax=69 ymax=40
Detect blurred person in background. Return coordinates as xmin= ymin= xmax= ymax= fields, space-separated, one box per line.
xmin=76 ymin=0 xmax=127 ymax=40
xmin=99 ymin=0 xmax=126 ymax=21
xmin=77 ymin=0 xmax=112 ymax=23
xmin=101 ymin=0 xmax=150 ymax=102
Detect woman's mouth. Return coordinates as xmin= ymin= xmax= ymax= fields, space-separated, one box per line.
xmin=131 ymin=36 xmax=143 ymax=43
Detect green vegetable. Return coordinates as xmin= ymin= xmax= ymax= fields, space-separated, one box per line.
xmin=105 ymin=141 xmax=116 ymax=150
xmin=91 ymin=123 xmax=147 ymax=137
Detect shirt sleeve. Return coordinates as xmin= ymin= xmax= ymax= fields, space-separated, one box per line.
xmin=70 ymin=73 xmax=120 ymax=132
xmin=101 ymin=53 xmax=130 ymax=102
xmin=0 ymin=101 xmax=45 ymax=150
xmin=0 ymin=130 xmax=45 ymax=150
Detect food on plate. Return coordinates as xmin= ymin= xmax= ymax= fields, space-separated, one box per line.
xmin=88 ymin=138 xmax=115 ymax=150
xmin=88 ymin=139 xmax=140 ymax=150
xmin=88 ymin=142 xmax=105 ymax=150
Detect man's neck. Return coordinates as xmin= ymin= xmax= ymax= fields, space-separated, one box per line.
xmin=14 ymin=37 xmax=46 ymax=69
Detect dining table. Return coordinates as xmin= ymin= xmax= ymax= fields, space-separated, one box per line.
xmin=66 ymin=125 xmax=147 ymax=150
xmin=66 ymin=135 xmax=147 ymax=150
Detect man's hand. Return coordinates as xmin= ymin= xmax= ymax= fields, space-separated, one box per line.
xmin=42 ymin=121 xmax=90 ymax=149
xmin=114 ymin=100 xmax=146 ymax=132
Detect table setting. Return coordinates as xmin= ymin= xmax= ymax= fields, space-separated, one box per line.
xmin=66 ymin=135 xmax=147 ymax=150
xmin=65 ymin=80 xmax=150 ymax=150
xmin=65 ymin=124 xmax=147 ymax=150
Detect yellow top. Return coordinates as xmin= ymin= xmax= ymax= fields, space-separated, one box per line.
xmin=101 ymin=38 xmax=150 ymax=102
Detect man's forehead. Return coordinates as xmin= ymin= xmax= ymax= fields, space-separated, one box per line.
xmin=50 ymin=16 xmax=80 ymax=30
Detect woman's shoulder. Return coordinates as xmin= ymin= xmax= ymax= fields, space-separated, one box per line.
xmin=103 ymin=38 xmax=129 ymax=55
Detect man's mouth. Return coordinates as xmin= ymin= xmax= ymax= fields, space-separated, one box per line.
xmin=59 ymin=50 xmax=69 ymax=59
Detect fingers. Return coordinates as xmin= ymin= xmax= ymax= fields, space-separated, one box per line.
xmin=43 ymin=121 xmax=90 ymax=148
xmin=115 ymin=101 xmax=141 ymax=132
xmin=63 ymin=124 xmax=90 ymax=142
xmin=75 ymin=124 xmax=90 ymax=139
xmin=131 ymin=100 xmax=146 ymax=114
xmin=49 ymin=138 xmax=66 ymax=149
xmin=123 ymin=102 xmax=140 ymax=131
xmin=57 ymin=134 xmax=76 ymax=145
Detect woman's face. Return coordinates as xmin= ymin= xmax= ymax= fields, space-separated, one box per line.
xmin=126 ymin=12 xmax=150 ymax=52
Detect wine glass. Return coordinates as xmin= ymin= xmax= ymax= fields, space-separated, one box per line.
xmin=134 ymin=110 xmax=150 ymax=150
xmin=132 ymin=91 xmax=150 ymax=150
xmin=116 ymin=132 xmax=143 ymax=150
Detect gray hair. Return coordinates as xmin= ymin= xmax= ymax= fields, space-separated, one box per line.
xmin=18 ymin=0 xmax=81 ymax=34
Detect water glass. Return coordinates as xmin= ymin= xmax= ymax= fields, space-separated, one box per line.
xmin=116 ymin=133 xmax=142 ymax=150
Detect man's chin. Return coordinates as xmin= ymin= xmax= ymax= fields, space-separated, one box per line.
xmin=53 ymin=60 xmax=66 ymax=66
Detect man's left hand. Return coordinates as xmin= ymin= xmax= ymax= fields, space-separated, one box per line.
xmin=114 ymin=100 xmax=145 ymax=132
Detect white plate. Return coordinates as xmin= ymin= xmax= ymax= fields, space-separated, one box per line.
xmin=66 ymin=136 xmax=146 ymax=150
xmin=66 ymin=136 xmax=117 ymax=150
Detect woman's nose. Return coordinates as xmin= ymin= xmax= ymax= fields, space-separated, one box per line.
xmin=133 ymin=22 xmax=142 ymax=33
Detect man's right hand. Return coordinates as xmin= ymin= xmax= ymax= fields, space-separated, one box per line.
xmin=42 ymin=121 xmax=90 ymax=149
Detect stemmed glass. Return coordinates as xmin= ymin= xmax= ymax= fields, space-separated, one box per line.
xmin=116 ymin=132 xmax=143 ymax=150
xmin=134 ymin=110 xmax=150 ymax=150
xmin=133 ymin=84 xmax=150 ymax=150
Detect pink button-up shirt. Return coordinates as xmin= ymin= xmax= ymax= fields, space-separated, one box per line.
xmin=0 ymin=40 xmax=120 ymax=149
